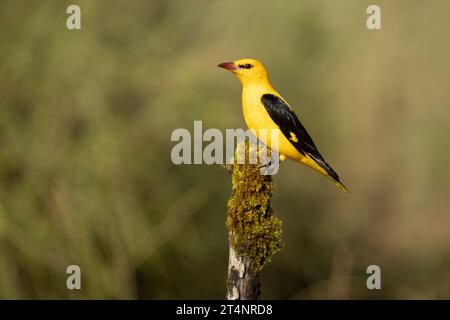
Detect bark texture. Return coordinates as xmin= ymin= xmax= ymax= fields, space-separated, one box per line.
xmin=226 ymin=243 xmax=261 ymax=300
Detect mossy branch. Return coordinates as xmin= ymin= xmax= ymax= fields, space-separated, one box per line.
xmin=225 ymin=140 xmax=283 ymax=300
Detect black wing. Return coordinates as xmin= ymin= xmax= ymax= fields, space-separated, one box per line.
xmin=260 ymin=93 xmax=341 ymax=182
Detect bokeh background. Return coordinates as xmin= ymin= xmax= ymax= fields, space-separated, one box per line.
xmin=0 ymin=0 xmax=449 ymax=299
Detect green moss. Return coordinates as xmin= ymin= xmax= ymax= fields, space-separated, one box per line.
xmin=226 ymin=141 xmax=283 ymax=273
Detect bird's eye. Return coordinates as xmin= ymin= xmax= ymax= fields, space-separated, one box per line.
xmin=239 ymin=63 xmax=253 ymax=69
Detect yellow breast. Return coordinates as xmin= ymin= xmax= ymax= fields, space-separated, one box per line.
xmin=241 ymin=85 xmax=305 ymax=162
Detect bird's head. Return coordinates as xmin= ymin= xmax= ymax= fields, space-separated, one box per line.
xmin=218 ymin=58 xmax=269 ymax=86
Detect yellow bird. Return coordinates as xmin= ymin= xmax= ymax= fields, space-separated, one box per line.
xmin=218 ymin=58 xmax=349 ymax=193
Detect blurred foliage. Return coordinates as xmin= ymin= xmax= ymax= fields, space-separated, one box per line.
xmin=0 ymin=0 xmax=449 ymax=299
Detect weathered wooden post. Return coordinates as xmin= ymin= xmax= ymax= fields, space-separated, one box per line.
xmin=225 ymin=141 xmax=283 ymax=300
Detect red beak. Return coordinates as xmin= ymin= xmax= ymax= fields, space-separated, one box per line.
xmin=218 ymin=62 xmax=238 ymax=71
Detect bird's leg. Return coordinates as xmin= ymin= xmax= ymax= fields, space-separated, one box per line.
xmin=258 ymin=161 xmax=271 ymax=169
xmin=258 ymin=153 xmax=285 ymax=170
xmin=257 ymin=145 xmax=272 ymax=168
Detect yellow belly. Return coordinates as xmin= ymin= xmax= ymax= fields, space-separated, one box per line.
xmin=242 ymin=87 xmax=303 ymax=162
xmin=240 ymin=84 xmax=348 ymax=192
xmin=241 ymin=86 xmax=329 ymax=177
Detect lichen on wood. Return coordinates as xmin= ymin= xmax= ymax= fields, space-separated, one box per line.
xmin=226 ymin=140 xmax=283 ymax=299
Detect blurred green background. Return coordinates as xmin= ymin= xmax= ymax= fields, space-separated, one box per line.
xmin=0 ymin=0 xmax=449 ymax=299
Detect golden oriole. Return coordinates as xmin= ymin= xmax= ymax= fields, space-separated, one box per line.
xmin=218 ymin=58 xmax=349 ymax=193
